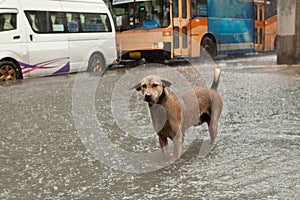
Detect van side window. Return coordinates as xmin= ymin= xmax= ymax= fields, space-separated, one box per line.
xmin=0 ymin=13 xmax=17 ymax=32
xmin=25 ymin=11 xmax=48 ymax=33
xmin=50 ymin=12 xmax=66 ymax=32
xmin=66 ymin=13 xmax=81 ymax=33
xmin=25 ymin=10 xmax=112 ymax=34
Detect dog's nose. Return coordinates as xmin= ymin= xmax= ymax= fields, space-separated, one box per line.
xmin=145 ymin=93 xmax=152 ymax=102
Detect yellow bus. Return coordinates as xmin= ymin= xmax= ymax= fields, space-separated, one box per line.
xmin=111 ymin=0 xmax=277 ymax=62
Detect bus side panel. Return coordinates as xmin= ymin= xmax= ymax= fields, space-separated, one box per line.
xmin=190 ymin=18 xmax=208 ymax=57
xmin=116 ymin=28 xmax=172 ymax=58
xmin=208 ymin=0 xmax=254 ymax=55
xmin=264 ymin=15 xmax=277 ymax=51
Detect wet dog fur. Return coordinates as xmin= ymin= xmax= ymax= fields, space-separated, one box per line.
xmin=132 ymin=68 xmax=223 ymax=160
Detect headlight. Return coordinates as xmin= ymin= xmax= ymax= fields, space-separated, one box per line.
xmin=153 ymin=42 xmax=164 ymax=49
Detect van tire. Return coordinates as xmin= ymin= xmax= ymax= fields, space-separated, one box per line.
xmin=88 ymin=53 xmax=106 ymax=74
xmin=201 ymin=37 xmax=216 ymax=58
xmin=0 ymin=61 xmax=18 ymax=81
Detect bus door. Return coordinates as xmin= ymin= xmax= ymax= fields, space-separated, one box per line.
xmin=254 ymin=1 xmax=265 ymax=51
xmin=172 ymin=0 xmax=190 ymax=57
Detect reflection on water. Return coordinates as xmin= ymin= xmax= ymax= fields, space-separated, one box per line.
xmin=0 ymin=62 xmax=299 ymax=199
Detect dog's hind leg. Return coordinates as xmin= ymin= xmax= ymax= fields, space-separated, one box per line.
xmin=209 ymin=92 xmax=222 ymax=145
xmin=159 ymin=136 xmax=169 ymax=155
xmin=208 ymin=105 xmax=221 ymax=145
xmin=208 ymin=118 xmax=218 ymax=145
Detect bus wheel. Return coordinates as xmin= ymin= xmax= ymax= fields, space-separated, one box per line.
xmin=88 ymin=53 xmax=105 ymax=74
xmin=0 ymin=61 xmax=18 ymax=81
xmin=201 ymin=37 xmax=216 ymax=58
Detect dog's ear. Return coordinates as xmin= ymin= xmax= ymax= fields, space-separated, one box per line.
xmin=161 ymin=79 xmax=172 ymax=87
xmin=130 ymin=83 xmax=141 ymax=91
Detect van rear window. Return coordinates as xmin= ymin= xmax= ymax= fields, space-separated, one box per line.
xmin=25 ymin=11 xmax=112 ymax=33
xmin=0 ymin=13 xmax=17 ymax=32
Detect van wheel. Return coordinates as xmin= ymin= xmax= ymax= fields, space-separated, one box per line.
xmin=201 ymin=37 xmax=216 ymax=58
xmin=0 ymin=61 xmax=18 ymax=81
xmin=88 ymin=53 xmax=105 ymax=74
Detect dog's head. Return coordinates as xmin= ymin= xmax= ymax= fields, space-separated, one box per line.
xmin=131 ymin=75 xmax=172 ymax=105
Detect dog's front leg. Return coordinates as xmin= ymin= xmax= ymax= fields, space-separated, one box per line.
xmin=172 ymin=132 xmax=183 ymax=161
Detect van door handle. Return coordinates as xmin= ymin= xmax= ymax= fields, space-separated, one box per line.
xmin=29 ymin=35 xmax=33 ymax=41
xmin=13 ymin=35 xmax=21 ymax=39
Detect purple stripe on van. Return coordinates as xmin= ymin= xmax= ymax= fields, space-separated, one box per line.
xmin=54 ymin=62 xmax=70 ymax=74
xmin=18 ymin=57 xmax=70 ymax=75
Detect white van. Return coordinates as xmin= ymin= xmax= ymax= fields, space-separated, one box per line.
xmin=0 ymin=0 xmax=117 ymax=81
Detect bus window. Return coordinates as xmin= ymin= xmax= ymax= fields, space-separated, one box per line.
xmin=255 ymin=4 xmax=264 ymax=21
xmin=173 ymin=0 xmax=179 ymax=18
xmin=182 ymin=27 xmax=187 ymax=48
xmin=191 ymin=0 xmax=207 ymax=18
xmin=265 ymin=0 xmax=277 ymax=19
xmin=191 ymin=0 xmax=196 ymax=18
xmin=182 ymin=0 xmax=187 ymax=18
xmin=174 ymin=26 xmax=179 ymax=49
xmin=199 ymin=1 xmax=208 ymax=17
xmin=112 ymin=0 xmax=170 ymax=30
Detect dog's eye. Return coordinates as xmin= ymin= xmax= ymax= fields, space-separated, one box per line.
xmin=152 ymin=83 xmax=158 ymax=88
xmin=142 ymin=84 xmax=147 ymax=88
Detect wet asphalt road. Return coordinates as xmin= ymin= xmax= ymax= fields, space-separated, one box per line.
xmin=0 ymin=54 xmax=299 ymax=199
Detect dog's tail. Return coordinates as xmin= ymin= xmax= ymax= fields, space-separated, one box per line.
xmin=211 ymin=68 xmax=222 ymax=90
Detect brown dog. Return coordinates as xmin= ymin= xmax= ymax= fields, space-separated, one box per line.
xmin=132 ymin=68 xmax=223 ymax=160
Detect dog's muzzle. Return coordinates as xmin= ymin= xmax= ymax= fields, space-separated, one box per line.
xmin=144 ymin=93 xmax=153 ymax=102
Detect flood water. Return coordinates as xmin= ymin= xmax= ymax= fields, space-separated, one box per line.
xmin=1 ymin=55 xmax=299 ymax=199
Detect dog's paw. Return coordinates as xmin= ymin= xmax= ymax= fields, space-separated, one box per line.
xmin=198 ymin=139 xmax=215 ymax=159
xmin=169 ymin=154 xmax=182 ymax=163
